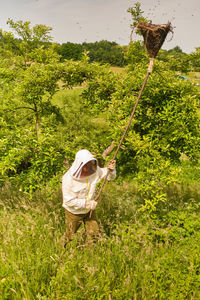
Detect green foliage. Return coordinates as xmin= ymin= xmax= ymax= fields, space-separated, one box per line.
xmin=0 ymin=20 xmax=103 ymax=142
xmin=1 ymin=179 xmax=200 ymax=299
xmin=57 ymin=42 xmax=83 ymax=61
xmin=0 ymin=20 xmax=63 ymax=139
xmin=7 ymin=18 xmax=52 ymax=42
xmin=125 ymin=40 xmax=148 ymax=68
xmin=82 ymin=60 xmax=200 ymax=211
xmin=17 ymin=63 xmax=60 ymax=104
xmin=53 ymin=87 xmax=113 ymax=166
xmin=158 ymin=47 xmax=190 ymax=73
xmin=0 ymin=61 xmax=63 ymax=138
xmin=0 ymin=19 xmax=114 ymax=192
xmin=1 ymin=17 xmax=200 ymax=213
xmin=127 ymin=2 xmax=148 ymax=29
xmin=3 ymin=19 xmax=53 ymax=66
xmin=0 ymin=85 xmax=113 ymax=192
xmin=1 ymin=11 xmax=200 ymax=299
xmin=82 ymin=65 xmax=118 ymax=112
xmin=135 ymin=154 xmax=179 ymax=212
xmin=58 ymin=58 xmax=99 ymax=88
xmin=55 ymin=40 xmax=126 ymax=67
xmin=83 ymin=40 xmax=125 ymax=67
xmin=189 ymin=47 xmax=200 ymax=71
xmin=108 ymin=63 xmax=200 ymax=161
xmin=0 ymin=128 xmax=65 ymax=192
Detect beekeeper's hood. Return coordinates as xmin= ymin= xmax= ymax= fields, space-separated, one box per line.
xmin=69 ymin=149 xmax=97 ymax=179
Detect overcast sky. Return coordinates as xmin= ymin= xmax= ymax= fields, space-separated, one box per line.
xmin=0 ymin=0 xmax=199 ymax=53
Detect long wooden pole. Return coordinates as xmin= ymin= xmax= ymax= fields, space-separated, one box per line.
xmin=89 ymin=60 xmax=154 ymax=217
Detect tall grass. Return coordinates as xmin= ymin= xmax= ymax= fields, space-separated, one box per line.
xmin=1 ymin=86 xmax=200 ymax=298
xmin=187 ymin=72 xmax=200 ymax=85
xmin=51 ymin=87 xmax=85 ymax=108
xmin=1 ymin=175 xmax=200 ymax=299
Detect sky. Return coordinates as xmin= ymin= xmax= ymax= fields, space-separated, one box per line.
xmin=0 ymin=0 xmax=200 ymax=53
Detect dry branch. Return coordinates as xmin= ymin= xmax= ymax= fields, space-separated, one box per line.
xmin=102 ymin=141 xmax=115 ymax=158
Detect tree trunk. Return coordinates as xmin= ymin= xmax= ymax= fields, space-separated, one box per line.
xmin=34 ymin=104 xmax=40 ymax=138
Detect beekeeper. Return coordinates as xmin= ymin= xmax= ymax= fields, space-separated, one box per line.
xmin=62 ymin=149 xmax=116 ymax=247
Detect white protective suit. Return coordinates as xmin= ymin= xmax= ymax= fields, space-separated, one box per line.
xmin=62 ymin=149 xmax=116 ymax=215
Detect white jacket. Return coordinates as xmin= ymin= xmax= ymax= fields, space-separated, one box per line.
xmin=62 ymin=149 xmax=116 ymax=214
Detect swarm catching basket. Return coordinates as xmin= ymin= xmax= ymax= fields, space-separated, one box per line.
xmin=137 ymin=22 xmax=173 ymax=58
xmin=136 ymin=21 xmax=173 ymax=72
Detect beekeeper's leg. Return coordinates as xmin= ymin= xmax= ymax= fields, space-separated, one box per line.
xmin=84 ymin=211 xmax=99 ymax=244
xmin=63 ymin=209 xmax=83 ymax=247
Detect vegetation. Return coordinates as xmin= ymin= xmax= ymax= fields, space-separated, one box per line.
xmin=1 ymin=173 xmax=200 ymax=299
xmin=57 ymin=40 xmax=126 ymax=67
xmin=1 ymin=2 xmax=200 ymax=298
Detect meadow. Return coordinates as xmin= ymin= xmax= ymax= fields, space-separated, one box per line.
xmin=1 ymin=15 xmax=200 ymax=300
xmin=1 ymin=175 xmax=200 ymax=299
xmin=1 ymin=87 xmax=200 ymax=299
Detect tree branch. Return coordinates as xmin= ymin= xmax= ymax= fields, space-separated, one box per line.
xmin=102 ymin=141 xmax=115 ymax=158
xmin=1 ymin=106 xmax=35 ymax=112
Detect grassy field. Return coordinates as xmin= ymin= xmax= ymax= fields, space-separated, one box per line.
xmin=110 ymin=66 xmax=124 ymax=73
xmin=1 ymin=71 xmax=200 ymax=299
xmin=187 ymin=72 xmax=200 ymax=85
xmin=1 ymin=175 xmax=200 ymax=299
xmin=52 ymin=87 xmax=85 ymax=108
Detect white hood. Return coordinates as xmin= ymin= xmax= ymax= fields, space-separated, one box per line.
xmin=69 ymin=149 xmax=97 ymax=179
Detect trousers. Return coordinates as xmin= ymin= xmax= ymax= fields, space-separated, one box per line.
xmin=63 ymin=209 xmax=99 ymax=246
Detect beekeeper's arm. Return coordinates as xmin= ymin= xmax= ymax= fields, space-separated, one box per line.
xmin=97 ymin=160 xmax=116 ymax=181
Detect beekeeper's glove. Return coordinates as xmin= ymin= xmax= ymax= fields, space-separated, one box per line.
xmin=86 ymin=200 xmax=97 ymax=211
xmin=107 ymin=160 xmax=116 ymax=171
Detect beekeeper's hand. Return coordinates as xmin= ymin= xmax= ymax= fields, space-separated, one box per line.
xmin=86 ymin=200 xmax=97 ymax=211
xmin=107 ymin=160 xmax=116 ymax=171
